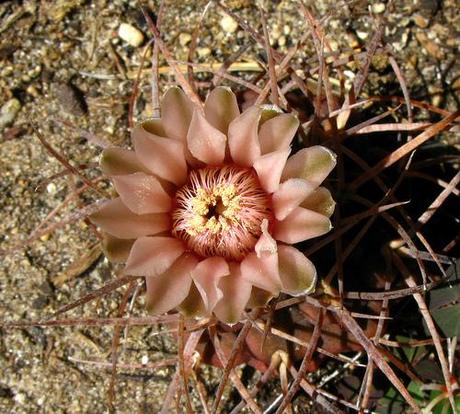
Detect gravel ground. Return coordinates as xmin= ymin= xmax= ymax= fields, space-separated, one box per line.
xmin=0 ymin=0 xmax=458 ymax=413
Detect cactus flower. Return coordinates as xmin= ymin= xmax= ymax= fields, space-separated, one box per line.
xmin=91 ymin=87 xmax=336 ymax=324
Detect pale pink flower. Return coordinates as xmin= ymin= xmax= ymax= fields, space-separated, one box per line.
xmin=91 ymin=87 xmax=336 ymax=324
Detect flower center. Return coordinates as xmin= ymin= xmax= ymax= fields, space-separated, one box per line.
xmin=172 ymin=165 xmax=271 ymax=260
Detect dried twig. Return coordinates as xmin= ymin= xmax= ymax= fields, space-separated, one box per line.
xmin=275 ymin=310 xmax=324 ymax=413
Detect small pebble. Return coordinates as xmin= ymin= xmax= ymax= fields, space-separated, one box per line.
xmin=0 ymin=98 xmax=21 ymax=131
xmin=220 ymin=15 xmax=238 ymax=33
xmin=103 ymin=125 xmax=115 ymax=135
xmin=345 ymin=33 xmax=360 ymax=49
xmin=329 ymin=40 xmax=339 ymax=51
xmin=452 ymin=77 xmax=460 ymax=91
xmin=415 ymin=32 xmax=444 ymax=59
xmin=179 ymin=33 xmax=192 ymax=47
xmin=414 ymin=14 xmax=429 ymax=28
xmin=46 ymin=183 xmax=57 ymax=194
xmin=32 ymin=295 xmax=49 ymax=310
xmin=118 ymin=23 xmax=144 ymax=47
xmin=372 ymin=3 xmax=386 ymax=14
xmin=46 ymin=1 xmax=81 ymax=22
xmin=197 ymin=47 xmax=211 ymax=58
xmin=393 ymin=31 xmax=409 ymax=51
xmin=52 ymin=82 xmax=87 ymax=116
xmin=344 ymin=70 xmax=356 ymax=80
xmin=431 ymin=93 xmax=442 ymax=107
xmin=399 ymin=17 xmax=410 ymax=27
xmin=26 ymin=85 xmax=40 ymax=98
xmin=40 ymin=234 xmax=50 ymax=241
xmin=278 ymin=35 xmax=286 ymax=47
xmin=271 ymin=25 xmax=281 ymax=40
xmin=1 ymin=66 xmax=13 ymax=77
xmin=371 ymin=54 xmax=389 ymax=71
xmin=356 ymin=30 xmax=368 ymax=40
xmin=14 ymin=393 xmax=26 ymax=404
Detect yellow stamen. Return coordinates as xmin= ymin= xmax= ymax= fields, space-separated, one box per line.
xmin=187 ymin=184 xmax=241 ymax=236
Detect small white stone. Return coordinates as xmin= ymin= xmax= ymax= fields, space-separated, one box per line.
xmin=118 ymin=23 xmax=144 ymax=47
xmin=372 ymin=3 xmax=386 ymax=14
xmin=197 ymin=47 xmax=211 ymax=58
xmin=328 ymin=40 xmax=339 ymax=51
xmin=271 ymin=24 xmax=281 ymax=40
xmin=14 ymin=393 xmax=26 ymax=404
xmin=179 ymin=33 xmax=192 ymax=47
xmin=141 ymin=355 xmax=149 ymax=365
xmin=0 ymin=98 xmax=21 ymax=130
xmin=46 ymin=183 xmax=57 ymax=194
xmin=356 ymin=30 xmax=368 ymax=40
xmin=220 ymin=15 xmax=238 ymax=33
xmin=104 ymin=124 xmax=115 ymax=135
xmin=344 ymin=70 xmax=356 ymax=80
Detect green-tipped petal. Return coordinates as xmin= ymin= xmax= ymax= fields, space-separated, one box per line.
xmin=246 ymin=287 xmax=273 ymax=309
xmin=301 ymin=187 xmax=336 ymax=218
xmin=214 ymin=263 xmax=252 ymax=325
xmin=258 ymin=113 xmax=299 ymax=154
xmin=102 ymin=233 xmax=134 ymax=263
xmin=90 ymin=198 xmax=170 ymax=239
xmin=274 ymin=207 xmax=332 ymax=244
xmin=282 ymin=146 xmax=336 ymax=187
xmin=204 ymin=87 xmax=240 ymax=134
xmin=178 ymin=282 xmax=207 ymax=318
xmin=278 ymin=245 xmax=317 ymax=296
xmin=160 ymin=87 xmax=194 ymax=141
xmin=132 ymin=122 xmax=188 ymax=185
xmin=100 ymin=147 xmax=148 ymax=176
xmin=228 ymin=106 xmax=262 ymax=167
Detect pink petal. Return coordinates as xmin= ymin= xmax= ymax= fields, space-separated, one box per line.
xmin=253 ymin=148 xmax=291 ymax=193
xmin=282 ymin=146 xmax=336 ymax=186
xmin=204 ymin=87 xmax=240 ymax=134
xmin=101 ymin=233 xmax=134 ymax=263
xmin=132 ymin=123 xmax=187 ymax=185
xmin=100 ymin=147 xmax=149 ymax=176
xmin=178 ymin=282 xmax=207 ymax=317
xmin=278 ymin=245 xmax=317 ymax=296
xmin=112 ymin=172 xmax=171 ymax=214
xmin=124 ymin=236 xmax=185 ymax=276
xmin=187 ymin=108 xmax=227 ymax=165
xmin=214 ymin=263 xmax=252 ymax=324
xmin=145 ymin=253 xmax=198 ymax=314
xmin=254 ymin=219 xmax=277 ymax=257
xmin=161 ymin=87 xmax=194 ymax=141
xmin=301 ymin=187 xmax=336 ymax=218
xmin=90 ymin=198 xmax=170 ymax=239
xmin=240 ymin=252 xmax=281 ymax=294
xmin=191 ymin=257 xmax=229 ymax=311
xmin=241 ymin=221 xmax=281 ymax=294
xmin=258 ymin=113 xmax=299 ymax=154
xmin=274 ymin=207 xmax=332 ymax=244
xmin=272 ymin=178 xmax=316 ymax=221
xmin=227 ymin=106 xmax=262 ymax=167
